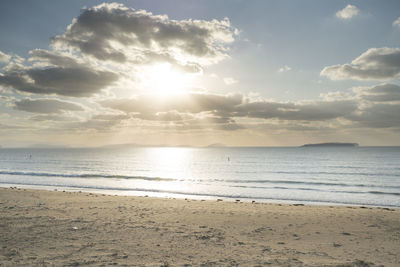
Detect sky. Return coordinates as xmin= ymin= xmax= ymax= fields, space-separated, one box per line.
xmin=1 ymin=0 xmax=400 ymax=147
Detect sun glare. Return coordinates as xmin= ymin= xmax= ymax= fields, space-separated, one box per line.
xmin=142 ymin=63 xmax=191 ymax=96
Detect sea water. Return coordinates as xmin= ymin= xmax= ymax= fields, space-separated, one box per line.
xmin=0 ymin=146 xmax=399 ymax=207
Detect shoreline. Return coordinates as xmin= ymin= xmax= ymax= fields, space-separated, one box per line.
xmin=1 ymin=187 xmax=400 ymax=266
xmin=1 ymin=183 xmax=399 ymax=209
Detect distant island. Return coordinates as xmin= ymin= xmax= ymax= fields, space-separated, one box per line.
xmin=301 ymin=142 xmax=359 ymax=147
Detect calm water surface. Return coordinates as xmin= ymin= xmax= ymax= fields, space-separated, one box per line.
xmin=0 ymin=147 xmax=399 ymax=207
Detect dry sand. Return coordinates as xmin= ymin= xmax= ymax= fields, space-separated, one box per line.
xmin=1 ymin=187 xmax=399 ymax=266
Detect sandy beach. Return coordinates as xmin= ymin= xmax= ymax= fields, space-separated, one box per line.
xmin=1 ymin=187 xmax=399 ymax=266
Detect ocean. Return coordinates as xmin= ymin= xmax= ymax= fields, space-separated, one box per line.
xmin=0 ymin=146 xmax=399 ymax=207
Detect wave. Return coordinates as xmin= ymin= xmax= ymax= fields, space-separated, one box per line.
xmin=228 ymin=184 xmax=400 ymax=196
xmin=1 ymin=170 xmax=399 ymax=190
xmin=1 ymin=170 xmax=399 ymax=197
xmin=0 ymin=170 xmax=174 ymax=181
xmin=209 ymin=178 xmax=400 ymax=190
xmin=367 ymin=191 xmax=400 ymax=196
xmin=235 ymin=170 xmax=400 ymax=177
xmin=1 ymin=181 xmax=399 ymax=207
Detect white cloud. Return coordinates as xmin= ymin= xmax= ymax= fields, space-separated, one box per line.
xmin=393 ymin=17 xmax=400 ymax=28
xmin=223 ymin=77 xmax=238 ymax=85
xmin=321 ymin=47 xmax=400 ymax=81
xmin=278 ymin=65 xmax=291 ymax=73
xmin=336 ymin=5 xmax=359 ymax=20
xmin=52 ymin=3 xmax=236 ymax=66
xmin=0 ymin=51 xmax=11 ymax=63
xmin=0 ymin=3 xmax=237 ymax=98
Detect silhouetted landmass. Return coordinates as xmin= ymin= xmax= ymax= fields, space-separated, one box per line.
xmin=301 ymin=142 xmax=359 ymax=147
xmin=100 ymin=143 xmax=196 ymax=149
xmin=100 ymin=143 xmax=144 ymax=149
xmin=206 ymin=143 xmax=227 ymax=147
xmin=28 ymin=144 xmax=70 ymax=149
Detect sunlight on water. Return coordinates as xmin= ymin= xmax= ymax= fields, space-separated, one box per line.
xmin=141 ymin=147 xmax=193 ymax=193
xmin=145 ymin=147 xmax=191 ymax=176
xmin=0 ymin=147 xmax=399 ymax=206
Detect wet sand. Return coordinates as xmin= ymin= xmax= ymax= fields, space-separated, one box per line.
xmin=1 ymin=187 xmax=399 ymax=266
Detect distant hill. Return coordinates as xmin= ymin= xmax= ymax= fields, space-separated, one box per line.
xmin=100 ymin=143 xmax=197 ymax=148
xmin=206 ymin=143 xmax=227 ymax=147
xmin=301 ymin=142 xmax=359 ymax=147
xmin=28 ymin=144 xmax=70 ymax=149
xmin=100 ymin=143 xmax=147 ymax=149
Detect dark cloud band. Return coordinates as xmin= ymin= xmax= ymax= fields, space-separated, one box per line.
xmin=14 ymin=98 xmax=84 ymax=114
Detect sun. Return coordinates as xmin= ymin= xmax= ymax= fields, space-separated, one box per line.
xmin=142 ymin=63 xmax=191 ymax=96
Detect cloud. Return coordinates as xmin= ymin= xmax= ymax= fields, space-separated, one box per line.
xmin=223 ymin=77 xmax=238 ymax=85
xmin=336 ymin=5 xmax=359 ymax=20
xmin=91 ymin=114 xmax=131 ymax=121
xmin=278 ymin=65 xmax=291 ymax=73
xmin=133 ymin=110 xmax=190 ymax=122
xmin=234 ymin=100 xmax=358 ymax=121
xmin=29 ymin=49 xmax=81 ymax=67
xmin=100 ymin=93 xmax=243 ymax=114
xmin=30 ymin=114 xmax=80 ymax=122
xmin=14 ymin=98 xmax=84 ymax=114
xmin=319 ymin=83 xmax=400 ymax=128
xmin=0 ymin=61 xmax=118 ymax=97
xmin=0 ymin=123 xmax=30 ymax=131
xmin=393 ymin=17 xmax=400 ymax=28
xmin=100 ymin=93 xmax=247 ymax=132
xmin=347 ymin=103 xmax=400 ymax=128
xmin=101 ymin=92 xmax=359 ymax=124
xmin=0 ymin=51 xmax=11 ymax=63
xmin=131 ymin=50 xmax=203 ymax=73
xmin=3 ymin=2 xmax=400 ymax=145
xmin=178 ymin=116 xmax=243 ymax=131
xmin=354 ymin=83 xmax=400 ymax=102
xmin=321 ymin=47 xmax=400 ymax=80
xmin=64 ymin=113 xmax=132 ymax=132
xmin=0 ymin=3 xmax=236 ymax=98
xmin=52 ymin=3 xmax=236 ymax=65
xmin=7 ymin=89 xmax=400 ymax=138
xmin=99 ymin=88 xmax=400 ymax=130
